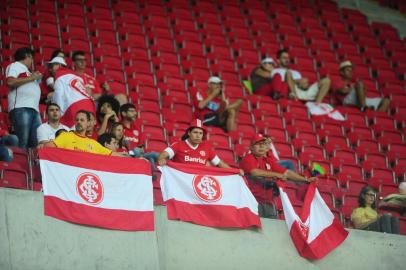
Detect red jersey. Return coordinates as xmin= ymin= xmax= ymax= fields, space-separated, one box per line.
xmin=165 ymin=140 xmax=220 ymax=166
xmin=240 ymin=153 xmax=287 ymax=175
xmin=123 ymin=122 xmax=145 ymax=149
xmin=78 ymin=72 xmax=102 ymax=95
xmin=193 ymin=90 xmax=223 ymax=119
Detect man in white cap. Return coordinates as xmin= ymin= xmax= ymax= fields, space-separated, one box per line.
xmin=272 ymin=49 xmax=331 ymax=102
xmin=192 ymin=76 xmax=242 ymax=132
xmin=158 ymin=119 xmax=232 ymax=168
xmin=333 ymin=60 xmax=390 ymax=112
xmin=250 ymin=57 xmax=281 ymax=99
xmin=49 ymin=56 xmax=96 ymax=128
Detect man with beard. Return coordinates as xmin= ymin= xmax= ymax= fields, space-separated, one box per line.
xmin=37 ymin=103 xmax=69 ymax=146
xmin=45 ymin=110 xmax=123 ymax=156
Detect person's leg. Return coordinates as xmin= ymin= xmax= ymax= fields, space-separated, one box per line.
xmin=130 ymin=147 xmax=143 ymax=158
xmin=286 ymin=70 xmax=297 ymax=99
xmin=278 ymin=160 xmax=296 ymax=172
xmin=315 ymin=77 xmax=331 ymax=103
xmin=225 ymin=108 xmax=237 ymax=132
xmin=144 ymin=151 xmax=159 ymax=174
xmin=378 ymin=214 xmax=392 ymax=233
xmin=0 ymin=146 xmax=13 ymax=162
xmin=2 ymin=134 xmax=19 ymax=147
xmin=366 ymin=220 xmax=381 ymax=232
xmin=390 ymin=216 xmax=400 ymax=234
xmin=226 ymin=98 xmax=242 ymax=112
xmin=28 ymin=110 xmax=42 ymax=148
xmin=378 ymin=97 xmax=390 ymax=112
xmin=10 ymin=108 xmax=31 ymax=149
xmin=354 ymin=80 xmax=367 ymax=109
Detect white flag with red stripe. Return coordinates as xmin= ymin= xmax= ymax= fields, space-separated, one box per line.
xmin=159 ymin=162 xmax=261 ymax=228
xmin=278 ymin=181 xmax=348 ymax=259
xmin=39 ymin=148 xmax=154 ymax=231
xmin=53 ymin=68 xmax=96 ymax=127
xmin=305 ymin=102 xmax=345 ymax=121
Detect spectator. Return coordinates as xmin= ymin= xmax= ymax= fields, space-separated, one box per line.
xmin=272 ymin=49 xmax=331 ymax=102
xmin=120 ymin=103 xmax=159 ymax=167
xmin=37 ymin=103 xmax=69 ymax=146
xmin=44 ymin=49 xmax=66 ymax=91
xmin=72 ymin=51 xmax=127 ymax=105
xmin=96 ymin=95 xmax=120 ymax=136
xmin=45 ymin=110 xmax=123 ymax=156
xmin=264 ymin=136 xmax=296 ymax=172
xmin=333 ymin=61 xmax=390 ymax=112
xmin=158 ymin=119 xmax=232 ymax=168
xmin=240 ymin=134 xmax=315 ymax=183
xmin=5 ymin=47 xmax=43 ymax=149
xmin=378 ymin=182 xmax=406 ymax=215
xmin=0 ymin=130 xmax=18 ymax=162
xmin=193 ymin=76 xmax=242 ymax=132
xmin=351 ymin=186 xmax=399 ymax=234
xmin=98 ymin=133 xmax=119 ymax=152
xmin=250 ymin=57 xmax=281 ymax=99
xmin=111 ymin=122 xmax=129 ymax=153
xmin=50 ymin=56 xmax=96 ymax=128
xmin=86 ymin=112 xmax=98 ymax=140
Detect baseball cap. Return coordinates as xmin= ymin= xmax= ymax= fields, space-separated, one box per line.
xmin=47 ymin=56 xmax=67 ymax=66
xmin=182 ymin=119 xmax=207 ymax=140
xmin=207 ymin=76 xmax=223 ymax=84
xmin=339 ymin=60 xmax=353 ymax=70
xmin=261 ymin=57 xmax=275 ymax=65
xmin=251 ymin=134 xmax=267 ymax=145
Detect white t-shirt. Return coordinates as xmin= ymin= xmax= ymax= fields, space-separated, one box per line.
xmin=37 ymin=122 xmax=69 ymax=143
xmin=271 ymin=68 xmax=302 ymax=81
xmin=6 ymin=61 xmax=41 ymax=112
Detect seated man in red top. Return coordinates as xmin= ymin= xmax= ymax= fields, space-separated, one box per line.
xmin=157 ymin=119 xmax=231 ymax=168
xmin=333 ymin=60 xmax=390 ymax=112
xmin=193 ymin=76 xmax=242 ymax=132
xmin=240 ymin=134 xmax=315 ymax=204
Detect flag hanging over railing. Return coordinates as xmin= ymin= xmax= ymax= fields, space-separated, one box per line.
xmin=278 ymin=181 xmax=348 ymax=259
xmin=39 ymin=148 xmax=154 ymax=231
xmin=159 ymin=162 xmax=261 ymax=229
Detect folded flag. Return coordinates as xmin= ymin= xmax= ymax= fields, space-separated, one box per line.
xmin=159 ymin=162 xmax=261 ymax=229
xmin=39 ymin=148 xmax=154 ymax=231
xmin=305 ymin=102 xmax=345 ymax=121
xmin=278 ymin=181 xmax=348 ymax=259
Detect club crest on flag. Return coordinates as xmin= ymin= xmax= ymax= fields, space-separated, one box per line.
xmin=192 ymin=175 xmax=222 ymax=202
xmin=76 ymin=172 xmax=104 ymax=205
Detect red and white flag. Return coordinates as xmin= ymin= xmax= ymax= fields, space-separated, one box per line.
xmin=39 ymin=148 xmax=154 ymax=231
xmin=305 ymin=102 xmax=345 ymax=121
xmin=53 ymin=68 xmax=96 ymax=127
xmin=159 ymin=162 xmax=261 ymax=229
xmin=278 ymin=181 xmax=348 ymax=259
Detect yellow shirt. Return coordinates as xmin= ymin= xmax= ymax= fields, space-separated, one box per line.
xmin=351 ymin=206 xmax=378 ymax=229
xmin=54 ymin=132 xmax=112 ymax=155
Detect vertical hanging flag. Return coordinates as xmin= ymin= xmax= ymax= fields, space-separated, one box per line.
xmin=39 ymin=148 xmax=154 ymax=231
xmin=159 ymin=162 xmax=261 ymax=229
xmin=279 ymin=181 xmax=348 ymax=259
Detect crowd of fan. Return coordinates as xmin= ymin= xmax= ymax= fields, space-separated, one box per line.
xmin=2 ymin=46 xmax=403 ymax=235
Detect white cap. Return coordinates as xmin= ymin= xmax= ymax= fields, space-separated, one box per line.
xmin=261 ymin=57 xmax=275 ymax=65
xmin=47 ymin=56 xmax=67 ymax=66
xmin=339 ymin=60 xmax=353 ymax=70
xmin=207 ymin=76 xmax=223 ymax=84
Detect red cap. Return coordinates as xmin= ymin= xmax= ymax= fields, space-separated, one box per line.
xmin=182 ymin=119 xmax=207 ymax=140
xmin=251 ymin=134 xmax=267 ymax=145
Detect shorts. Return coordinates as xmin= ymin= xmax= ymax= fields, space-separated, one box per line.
xmin=343 ymin=89 xmax=382 ymax=110
xmin=295 ymin=82 xmax=319 ymax=101
xmin=203 ymin=112 xmax=224 ymax=126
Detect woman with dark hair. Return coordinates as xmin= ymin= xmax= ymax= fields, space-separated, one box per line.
xmin=96 ymin=95 xmax=120 ymax=135
xmin=111 ymin=122 xmax=129 ymax=153
xmin=351 ymin=186 xmax=400 ymax=234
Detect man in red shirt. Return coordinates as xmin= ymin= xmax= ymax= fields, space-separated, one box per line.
xmin=332 ymin=60 xmax=390 ymax=112
xmin=240 ymin=134 xmax=314 ymax=182
xmin=193 ymin=76 xmax=242 ymax=132
xmin=158 ymin=119 xmax=231 ymax=168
